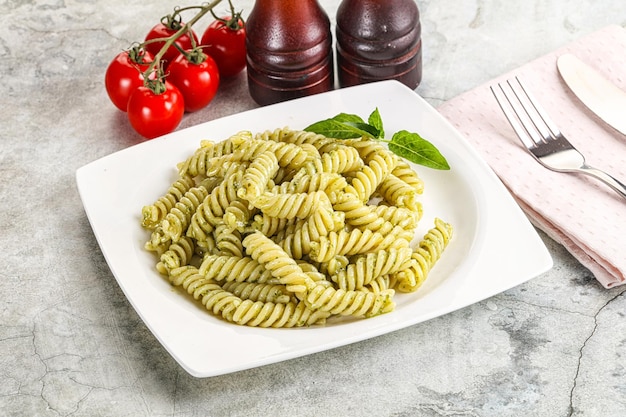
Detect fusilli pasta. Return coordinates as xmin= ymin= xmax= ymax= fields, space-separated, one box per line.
xmin=141 ymin=127 xmax=453 ymax=328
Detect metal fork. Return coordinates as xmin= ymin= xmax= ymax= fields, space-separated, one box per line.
xmin=491 ymin=76 xmax=626 ymax=199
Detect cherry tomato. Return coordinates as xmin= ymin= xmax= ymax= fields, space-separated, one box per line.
xmin=168 ymin=52 xmax=220 ymax=113
xmin=104 ymin=49 xmax=153 ymax=111
xmin=127 ymin=81 xmax=184 ymax=139
xmin=144 ymin=22 xmax=199 ymax=69
xmin=201 ymin=16 xmax=246 ymax=77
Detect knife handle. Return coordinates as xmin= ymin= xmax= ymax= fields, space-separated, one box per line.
xmin=580 ymin=165 xmax=626 ymax=200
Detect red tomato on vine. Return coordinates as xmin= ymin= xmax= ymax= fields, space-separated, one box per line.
xmin=144 ymin=19 xmax=199 ymax=69
xmin=168 ymin=51 xmax=220 ymax=112
xmin=127 ymin=81 xmax=185 ymax=139
xmin=201 ymin=14 xmax=246 ymax=77
xmin=104 ymin=48 xmax=153 ymax=111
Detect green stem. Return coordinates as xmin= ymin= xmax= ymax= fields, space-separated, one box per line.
xmin=143 ymin=0 xmax=223 ymax=91
xmin=172 ymin=4 xmax=208 ymax=16
xmin=210 ymin=0 xmax=243 ymax=29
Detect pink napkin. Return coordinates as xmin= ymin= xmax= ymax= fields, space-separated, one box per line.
xmin=438 ymin=25 xmax=626 ymax=288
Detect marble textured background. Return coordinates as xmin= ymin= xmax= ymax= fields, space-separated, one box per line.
xmin=1 ymin=0 xmax=625 ymax=416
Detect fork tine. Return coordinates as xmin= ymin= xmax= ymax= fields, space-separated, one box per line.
xmin=509 ymin=77 xmax=561 ymax=140
xmin=505 ymin=78 xmax=554 ymax=144
xmin=490 ymin=82 xmax=537 ymax=149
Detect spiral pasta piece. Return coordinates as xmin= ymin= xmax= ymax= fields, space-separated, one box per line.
xmin=243 ymin=231 xmax=316 ymax=295
xmin=302 ymin=145 xmax=364 ymax=175
xmin=238 ymin=151 xmax=279 ymax=201
xmin=197 ymin=175 xmax=224 ymax=193
xmin=272 ymin=166 xmax=296 ymax=184
xmin=392 ymin=159 xmax=424 ymax=194
xmin=274 ymin=208 xmax=344 ymax=241
xmin=421 ymin=217 xmax=453 ymax=257
xmin=187 ymin=277 xmax=328 ymax=327
xmin=372 ymin=204 xmax=421 ymax=230
xmin=205 ymin=159 xmax=251 ymax=178
xmin=377 ymin=173 xmax=422 ymax=213
xmin=168 ymin=265 xmax=217 ymax=295
xmin=297 ymin=261 xmax=335 ymax=288
xmin=333 ymin=193 xmax=390 ymax=230
xmin=177 ymin=134 xmax=241 ymax=177
xmin=199 ymin=254 xmax=273 ymax=284
xmin=333 ymin=193 xmax=416 ymax=240
xmin=313 ymin=255 xmax=349 ymax=276
xmin=226 ymin=298 xmax=330 ymax=327
xmin=216 ymin=139 xmax=312 ymax=170
xmin=308 ymin=228 xmax=378 ymax=262
xmin=271 ymin=172 xmax=348 ymax=198
xmin=199 ymin=281 xmax=243 ymax=319
xmin=344 ymin=138 xmax=396 ymax=167
xmin=194 ymin=233 xmax=216 ymax=257
xmin=187 ymin=170 xmax=243 ymax=241
xmin=364 ymin=275 xmax=392 ymax=294
xmin=309 ymin=227 xmax=411 ymax=263
xmin=331 ymin=247 xmax=413 ymax=291
xmin=393 ymin=218 xmax=453 ymax=293
xmin=274 ymin=209 xmax=345 ymax=259
xmin=251 ymin=213 xmax=295 ymax=237
xmin=221 ymin=281 xmax=293 ymax=304
xmin=223 ymin=200 xmax=256 ymax=233
xmin=305 ymin=285 xmax=395 ymax=317
xmin=255 ymin=127 xmax=337 ymax=152
xmin=347 ymin=153 xmax=396 ymax=202
xmin=157 ymin=236 xmax=195 ymax=274
xmin=252 ymin=190 xmax=331 ymax=220
xmin=168 ymin=266 xmax=328 ymax=327
xmin=144 ymin=226 xmax=170 ymax=255
xmin=214 ymin=223 xmax=244 ymax=257
xmin=161 ymin=185 xmax=209 ymax=243
xmin=274 ymin=220 xmax=317 ymax=260
xmin=141 ymin=174 xmax=195 ymax=230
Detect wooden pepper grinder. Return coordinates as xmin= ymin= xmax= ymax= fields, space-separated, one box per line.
xmin=336 ymin=0 xmax=422 ymax=89
xmin=245 ymin=0 xmax=334 ymax=106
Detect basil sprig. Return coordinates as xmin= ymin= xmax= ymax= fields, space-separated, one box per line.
xmin=304 ymin=108 xmax=450 ymax=170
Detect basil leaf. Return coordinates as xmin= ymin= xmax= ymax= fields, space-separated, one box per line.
xmin=368 ymin=108 xmax=384 ymax=139
xmin=304 ymin=119 xmax=370 ymax=139
xmin=343 ymin=121 xmax=379 ymax=138
xmin=304 ymin=109 xmax=450 ymax=170
xmin=388 ymin=130 xmax=450 ymax=170
xmin=331 ymin=113 xmax=365 ymax=124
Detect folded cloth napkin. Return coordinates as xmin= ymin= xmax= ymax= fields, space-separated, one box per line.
xmin=438 ymin=25 xmax=626 ymax=288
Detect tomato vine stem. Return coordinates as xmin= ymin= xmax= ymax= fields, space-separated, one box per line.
xmin=210 ymin=0 xmax=244 ymax=30
xmin=142 ymin=0 xmax=224 ymax=93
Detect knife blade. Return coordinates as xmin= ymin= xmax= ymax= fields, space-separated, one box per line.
xmin=557 ymin=53 xmax=626 ymax=136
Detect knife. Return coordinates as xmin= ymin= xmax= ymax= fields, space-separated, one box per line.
xmin=556 ymin=53 xmax=626 ymax=136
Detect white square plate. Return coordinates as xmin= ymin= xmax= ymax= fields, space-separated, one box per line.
xmin=76 ymin=80 xmax=552 ymax=377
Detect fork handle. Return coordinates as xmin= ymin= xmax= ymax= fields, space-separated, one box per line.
xmin=579 ymin=165 xmax=626 ymax=199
